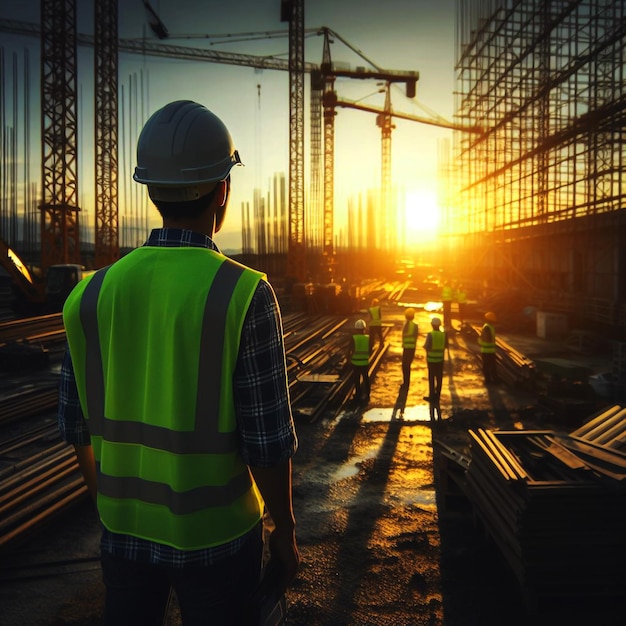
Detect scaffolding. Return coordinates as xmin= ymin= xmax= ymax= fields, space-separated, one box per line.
xmin=448 ymin=0 xmax=626 ymax=333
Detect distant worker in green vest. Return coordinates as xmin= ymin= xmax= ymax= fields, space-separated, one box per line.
xmin=479 ymin=311 xmax=498 ymax=384
xmin=58 ymin=100 xmax=299 ymax=625
xmin=455 ymin=283 xmax=467 ymax=325
xmin=368 ymin=297 xmax=383 ymax=349
xmin=441 ymin=280 xmax=453 ymax=328
xmin=401 ymin=308 xmax=418 ymax=387
xmin=423 ymin=317 xmax=448 ymax=414
xmin=350 ymin=318 xmax=372 ymax=402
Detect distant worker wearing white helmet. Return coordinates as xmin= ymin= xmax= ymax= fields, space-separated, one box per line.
xmin=423 ymin=317 xmax=448 ymax=413
xmin=401 ymin=308 xmax=418 ymax=387
xmin=479 ymin=311 xmax=498 ymax=384
xmin=58 ymin=101 xmax=299 ymax=624
xmin=350 ymin=318 xmax=372 ymax=402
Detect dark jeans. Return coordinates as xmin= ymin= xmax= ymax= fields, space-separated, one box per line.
xmin=401 ymin=348 xmax=415 ymax=386
xmin=352 ymin=364 xmax=370 ymax=399
xmin=101 ymin=526 xmax=263 ymax=626
xmin=482 ymin=352 xmax=497 ymax=383
xmin=427 ymin=361 xmax=444 ymax=399
xmin=370 ymin=325 xmax=383 ymax=348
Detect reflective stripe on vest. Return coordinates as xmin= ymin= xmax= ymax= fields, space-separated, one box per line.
xmin=479 ymin=323 xmax=496 ymax=353
xmin=64 ymin=248 xmax=264 ymax=549
xmin=402 ymin=320 xmax=417 ymax=349
xmin=427 ymin=330 xmax=446 ymax=363
xmin=351 ymin=334 xmax=370 ymax=366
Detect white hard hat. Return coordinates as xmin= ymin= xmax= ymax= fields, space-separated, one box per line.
xmin=133 ymin=100 xmax=243 ymax=201
xmin=355 ymin=319 xmax=367 ymax=330
xmin=431 ymin=317 xmax=442 ymax=326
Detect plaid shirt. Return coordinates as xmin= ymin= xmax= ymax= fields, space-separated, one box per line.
xmin=58 ymin=228 xmax=297 ymax=566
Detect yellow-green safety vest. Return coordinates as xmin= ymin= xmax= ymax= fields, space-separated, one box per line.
xmin=351 ymin=334 xmax=370 ymax=366
xmin=441 ymin=285 xmax=453 ymax=302
xmin=427 ymin=330 xmax=446 ymax=363
xmin=402 ymin=320 xmax=418 ymax=349
xmin=368 ymin=306 xmax=382 ymax=327
xmin=479 ymin=322 xmax=496 ymax=354
xmin=63 ymin=246 xmax=265 ymax=551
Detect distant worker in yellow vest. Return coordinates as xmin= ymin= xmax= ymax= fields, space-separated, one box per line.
xmin=479 ymin=311 xmax=498 ymax=384
xmin=423 ymin=316 xmax=448 ymax=410
xmin=401 ymin=308 xmax=418 ymax=387
xmin=441 ymin=281 xmax=453 ymax=328
xmin=368 ymin=297 xmax=383 ymax=349
xmin=350 ymin=319 xmax=371 ymax=402
xmin=455 ymin=283 xmax=467 ymax=325
xmin=58 ymin=100 xmax=299 ymax=624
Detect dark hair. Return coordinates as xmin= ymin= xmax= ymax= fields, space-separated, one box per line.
xmin=151 ymin=185 xmax=221 ymax=221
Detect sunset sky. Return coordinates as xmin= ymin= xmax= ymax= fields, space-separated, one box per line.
xmin=0 ymin=0 xmax=457 ymax=251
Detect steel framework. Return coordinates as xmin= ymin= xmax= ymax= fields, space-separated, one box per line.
xmin=94 ymin=0 xmax=119 ymax=268
xmin=39 ymin=0 xmax=80 ymax=271
xmin=449 ymin=0 xmax=626 ymax=329
xmin=284 ymin=0 xmax=307 ymax=283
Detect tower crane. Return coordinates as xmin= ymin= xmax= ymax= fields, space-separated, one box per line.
xmin=314 ymin=26 xmax=418 ymax=274
xmin=332 ymin=90 xmax=484 ymax=244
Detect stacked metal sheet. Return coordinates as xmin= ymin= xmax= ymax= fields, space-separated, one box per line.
xmin=466 ymin=416 xmax=626 ymax=609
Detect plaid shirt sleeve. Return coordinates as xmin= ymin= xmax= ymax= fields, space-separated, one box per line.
xmin=233 ymin=279 xmax=298 ymax=467
xmin=57 ymin=348 xmax=92 ymax=446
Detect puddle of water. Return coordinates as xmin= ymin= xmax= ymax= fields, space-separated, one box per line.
xmin=388 ymin=487 xmax=437 ymax=510
xmin=361 ymin=405 xmax=433 ymax=422
xmin=330 ymin=447 xmax=380 ymax=481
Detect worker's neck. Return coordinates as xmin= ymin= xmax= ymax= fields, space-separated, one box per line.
xmin=162 ymin=214 xmax=215 ymax=239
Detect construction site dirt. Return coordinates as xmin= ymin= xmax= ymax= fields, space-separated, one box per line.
xmin=1 ymin=304 xmax=623 ymax=626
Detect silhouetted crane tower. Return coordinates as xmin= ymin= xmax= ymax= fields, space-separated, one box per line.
xmin=39 ymin=0 xmax=119 ymax=272
xmin=40 ymin=0 xmax=80 ymax=272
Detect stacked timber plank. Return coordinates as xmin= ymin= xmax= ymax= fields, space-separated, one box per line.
xmin=569 ymin=404 xmax=626 ymax=451
xmin=465 ymin=420 xmax=626 ymax=608
xmin=495 ymin=334 xmax=536 ymax=389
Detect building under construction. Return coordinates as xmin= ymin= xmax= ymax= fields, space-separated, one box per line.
xmin=444 ymin=0 xmax=625 ymax=337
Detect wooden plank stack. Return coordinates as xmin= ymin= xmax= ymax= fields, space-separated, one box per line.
xmin=465 ymin=407 xmax=626 ymax=609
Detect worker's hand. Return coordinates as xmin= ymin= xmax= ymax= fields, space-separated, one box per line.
xmin=268 ymin=524 xmax=300 ymax=592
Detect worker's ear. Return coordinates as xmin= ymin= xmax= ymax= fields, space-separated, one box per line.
xmin=213 ymin=177 xmax=230 ymax=233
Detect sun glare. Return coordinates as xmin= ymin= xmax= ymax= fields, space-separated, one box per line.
xmin=403 ymin=190 xmax=441 ymax=243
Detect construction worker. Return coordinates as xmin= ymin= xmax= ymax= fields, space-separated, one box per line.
xmin=441 ymin=280 xmax=453 ymax=328
xmin=455 ymin=283 xmax=467 ymax=325
xmin=58 ymin=101 xmax=299 ymax=625
xmin=401 ymin=308 xmax=418 ymax=387
xmin=350 ymin=319 xmax=371 ymax=402
xmin=423 ymin=317 xmax=448 ymax=415
xmin=368 ymin=297 xmax=383 ymax=349
xmin=479 ymin=311 xmax=498 ymax=384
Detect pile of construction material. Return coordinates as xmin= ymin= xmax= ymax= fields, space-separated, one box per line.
xmin=465 ymin=404 xmax=626 ymax=611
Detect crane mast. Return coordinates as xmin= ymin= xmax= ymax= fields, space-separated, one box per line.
xmin=94 ymin=0 xmax=119 ymax=268
xmin=40 ymin=0 xmax=80 ymax=272
xmin=377 ymin=85 xmax=394 ymax=251
xmin=282 ymin=0 xmax=307 ymax=283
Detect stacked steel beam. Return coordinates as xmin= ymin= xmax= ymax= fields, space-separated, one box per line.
xmin=466 ymin=426 xmax=626 ymax=610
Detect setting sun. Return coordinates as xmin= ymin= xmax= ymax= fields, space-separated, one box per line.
xmin=403 ymin=190 xmax=441 ymax=243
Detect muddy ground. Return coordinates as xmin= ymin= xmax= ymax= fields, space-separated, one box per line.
xmin=1 ymin=305 xmax=622 ymax=625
